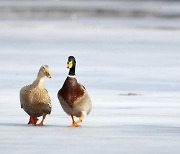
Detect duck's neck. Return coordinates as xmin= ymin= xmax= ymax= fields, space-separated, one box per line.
xmin=33 ymin=75 xmax=45 ymax=88
xmin=68 ymin=66 xmax=76 ymax=77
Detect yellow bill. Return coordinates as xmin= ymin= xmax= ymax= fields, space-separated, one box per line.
xmin=67 ymin=61 xmax=73 ymax=68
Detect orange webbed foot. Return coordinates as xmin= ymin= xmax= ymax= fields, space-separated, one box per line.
xmin=69 ymin=122 xmax=81 ymax=127
xmin=76 ymin=115 xmax=84 ymax=123
xmin=36 ymin=123 xmax=43 ymax=126
xmin=35 ymin=115 xmax=46 ymax=126
xmin=70 ymin=115 xmax=81 ymax=127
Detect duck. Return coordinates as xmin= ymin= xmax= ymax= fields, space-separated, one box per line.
xmin=57 ymin=56 xmax=92 ymax=127
xmin=20 ymin=65 xmax=52 ymax=126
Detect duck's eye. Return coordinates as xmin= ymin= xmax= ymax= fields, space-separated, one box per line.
xmin=42 ymin=66 xmax=46 ymax=70
xmin=41 ymin=66 xmax=46 ymax=73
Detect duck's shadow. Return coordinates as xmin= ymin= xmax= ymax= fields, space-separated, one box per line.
xmin=0 ymin=122 xmax=67 ymax=128
xmin=0 ymin=123 xmax=25 ymax=127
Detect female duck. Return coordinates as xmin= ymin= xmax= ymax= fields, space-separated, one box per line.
xmin=20 ymin=65 xmax=52 ymax=126
xmin=57 ymin=56 xmax=92 ymax=127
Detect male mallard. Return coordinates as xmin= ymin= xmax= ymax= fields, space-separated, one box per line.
xmin=57 ymin=56 xmax=92 ymax=127
xmin=20 ymin=65 xmax=52 ymax=126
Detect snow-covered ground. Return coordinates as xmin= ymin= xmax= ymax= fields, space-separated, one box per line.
xmin=0 ymin=20 xmax=180 ymax=154
xmin=0 ymin=1 xmax=180 ymax=153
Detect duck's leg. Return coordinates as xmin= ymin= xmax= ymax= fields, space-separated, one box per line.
xmin=28 ymin=116 xmax=38 ymax=124
xmin=76 ymin=115 xmax=84 ymax=123
xmin=28 ymin=116 xmax=33 ymax=124
xmin=70 ymin=115 xmax=80 ymax=127
xmin=36 ymin=115 xmax=46 ymax=126
xmin=33 ymin=117 xmax=38 ymax=124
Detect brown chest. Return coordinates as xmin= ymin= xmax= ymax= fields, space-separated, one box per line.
xmin=58 ymin=77 xmax=84 ymax=107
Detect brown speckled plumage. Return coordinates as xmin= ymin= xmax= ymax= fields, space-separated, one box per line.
xmin=20 ymin=85 xmax=51 ymax=117
xmin=20 ymin=65 xmax=52 ymax=125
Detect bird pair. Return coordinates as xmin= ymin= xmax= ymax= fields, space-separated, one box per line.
xmin=20 ymin=56 xmax=92 ymax=127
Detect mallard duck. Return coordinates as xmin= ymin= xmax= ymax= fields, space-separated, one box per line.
xmin=57 ymin=56 xmax=92 ymax=127
xmin=20 ymin=65 xmax=52 ymax=126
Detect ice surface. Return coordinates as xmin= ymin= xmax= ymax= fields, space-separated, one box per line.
xmin=0 ymin=2 xmax=180 ymax=153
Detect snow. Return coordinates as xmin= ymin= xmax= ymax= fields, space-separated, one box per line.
xmin=0 ymin=1 xmax=180 ymax=153
xmin=1 ymin=89 xmax=180 ymax=154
